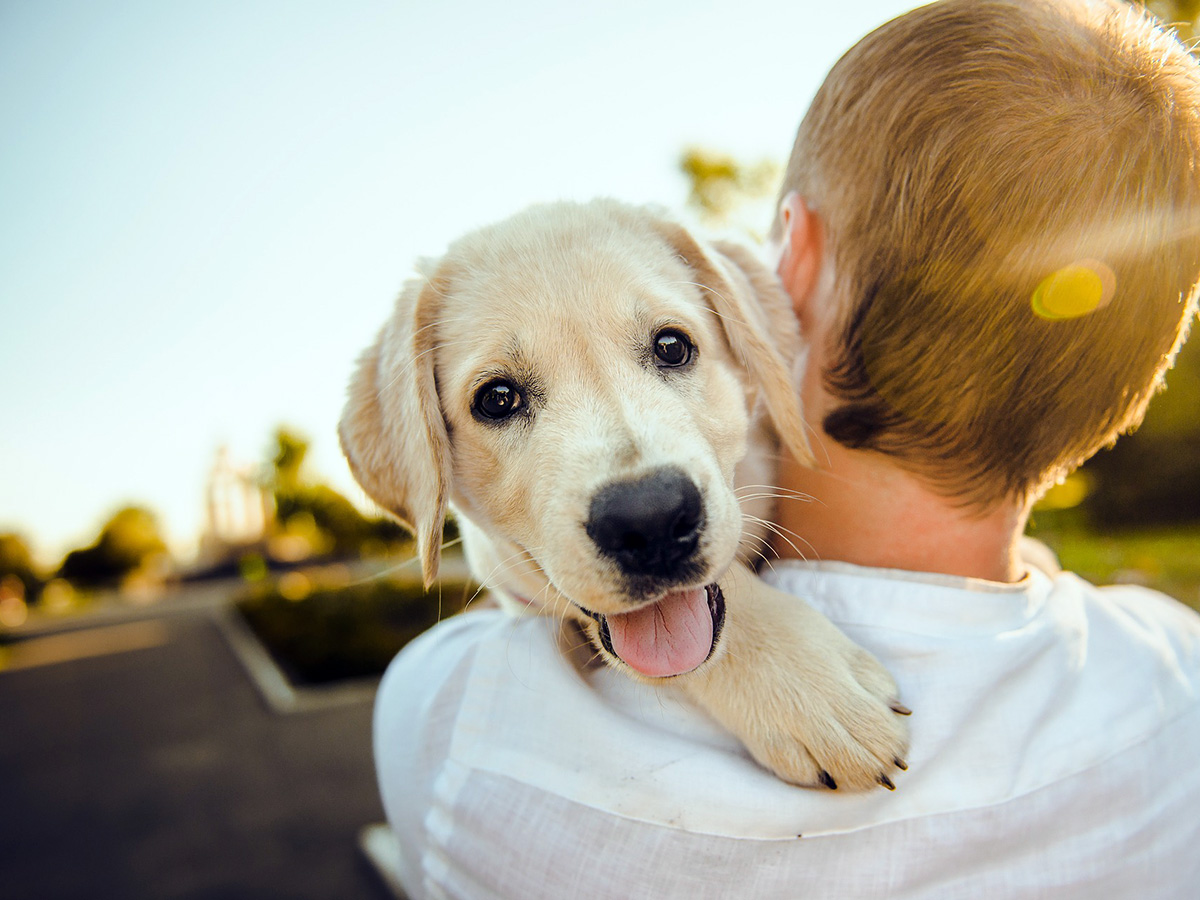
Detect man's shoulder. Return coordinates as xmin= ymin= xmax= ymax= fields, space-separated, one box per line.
xmin=1023 ymin=535 xmax=1200 ymax=649
xmin=1058 ymin=570 xmax=1200 ymax=673
xmin=377 ymin=607 xmax=542 ymax=710
xmin=763 ymin=560 xmax=1200 ymax=795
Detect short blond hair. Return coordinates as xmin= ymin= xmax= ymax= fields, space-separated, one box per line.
xmin=779 ymin=0 xmax=1200 ymax=505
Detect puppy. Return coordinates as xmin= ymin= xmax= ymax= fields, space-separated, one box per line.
xmin=341 ymin=199 xmax=908 ymax=790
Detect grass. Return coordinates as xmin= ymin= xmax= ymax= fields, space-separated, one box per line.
xmin=1029 ymin=523 xmax=1200 ymax=612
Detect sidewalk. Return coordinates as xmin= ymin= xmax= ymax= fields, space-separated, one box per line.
xmin=0 ymin=594 xmax=394 ymax=899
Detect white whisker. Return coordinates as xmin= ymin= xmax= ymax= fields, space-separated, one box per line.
xmin=741 ymin=513 xmax=816 ymax=563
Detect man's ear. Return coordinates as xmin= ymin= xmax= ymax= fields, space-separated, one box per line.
xmin=652 ymin=217 xmax=814 ymax=466
xmin=339 ymin=273 xmax=452 ymax=587
xmin=776 ymin=191 xmax=824 ymax=330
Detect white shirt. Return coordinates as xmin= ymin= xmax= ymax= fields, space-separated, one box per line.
xmin=373 ymin=561 xmax=1200 ymax=899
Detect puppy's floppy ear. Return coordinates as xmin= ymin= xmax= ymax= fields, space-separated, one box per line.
xmin=654 ymin=220 xmax=815 ymax=466
xmin=339 ymin=273 xmax=451 ymax=587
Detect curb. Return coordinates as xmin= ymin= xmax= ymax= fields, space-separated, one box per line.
xmin=214 ymin=606 xmax=379 ymax=715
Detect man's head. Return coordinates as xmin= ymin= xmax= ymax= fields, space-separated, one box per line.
xmin=775 ymin=0 xmax=1200 ymax=508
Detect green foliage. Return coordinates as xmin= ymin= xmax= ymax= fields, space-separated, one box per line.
xmin=232 ymin=427 xmax=470 ymax=688
xmin=277 ymin=484 xmax=407 ymax=556
xmin=57 ymin=506 xmax=168 ymax=589
xmin=271 ymin=426 xmax=308 ymax=493
xmin=236 ymin=574 xmax=476 ymax=684
xmin=0 ymin=532 xmax=43 ymax=603
xmin=679 ymin=147 xmax=779 ymax=232
xmin=1079 ymin=332 xmax=1200 ymax=527
xmin=264 ymin=426 xmax=408 ymax=559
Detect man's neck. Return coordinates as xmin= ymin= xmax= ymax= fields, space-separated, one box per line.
xmin=771 ymin=438 xmax=1028 ymax=583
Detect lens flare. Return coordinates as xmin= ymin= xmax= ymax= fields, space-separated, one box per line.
xmin=1032 ymin=260 xmax=1115 ymax=321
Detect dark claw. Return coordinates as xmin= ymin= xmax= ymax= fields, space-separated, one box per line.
xmin=879 ymin=774 xmax=896 ymax=791
xmin=818 ymin=770 xmax=838 ymax=790
xmin=894 ymin=757 xmax=909 ymax=771
xmin=890 ymin=701 xmax=912 ymax=716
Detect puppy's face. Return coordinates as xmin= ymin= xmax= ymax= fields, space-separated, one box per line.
xmin=341 ymin=201 xmax=809 ymax=679
xmin=435 ymin=212 xmax=752 ymax=618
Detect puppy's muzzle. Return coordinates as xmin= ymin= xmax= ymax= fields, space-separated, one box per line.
xmin=585 ymin=466 xmax=704 ymax=580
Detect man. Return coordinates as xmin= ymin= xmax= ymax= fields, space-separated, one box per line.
xmin=373 ymin=1 xmax=1200 ymax=896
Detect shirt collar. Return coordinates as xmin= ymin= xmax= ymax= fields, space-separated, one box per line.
xmin=761 ymin=559 xmax=1050 ymax=638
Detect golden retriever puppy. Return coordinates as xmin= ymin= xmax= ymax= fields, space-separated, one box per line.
xmin=341 ymin=199 xmax=909 ymax=790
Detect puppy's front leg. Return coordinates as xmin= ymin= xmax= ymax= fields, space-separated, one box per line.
xmin=675 ymin=563 xmax=910 ymax=791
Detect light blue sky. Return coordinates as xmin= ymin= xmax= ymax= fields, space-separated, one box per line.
xmin=1 ymin=0 xmax=914 ymax=563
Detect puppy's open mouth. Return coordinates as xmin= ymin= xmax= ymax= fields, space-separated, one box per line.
xmin=582 ymin=583 xmax=725 ymax=678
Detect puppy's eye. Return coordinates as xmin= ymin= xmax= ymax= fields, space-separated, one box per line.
xmin=473 ymin=380 xmax=523 ymax=421
xmin=653 ymin=329 xmax=693 ymax=368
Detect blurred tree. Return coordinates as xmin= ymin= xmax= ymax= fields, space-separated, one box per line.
xmin=680 ymin=147 xmax=780 ymax=237
xmin=272 ymin=427 xmax=308 ymax=494
xmin=265 ymin=427 xmax=407 ymax=559
xmin=0 ymin=532 xmax=44 ymax=603
xmin=57 ymin=506 xmax=170 ymax=589
xmin=1080 ymin=334 xmax=1200 ymax=527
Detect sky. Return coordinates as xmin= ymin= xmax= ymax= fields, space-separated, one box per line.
xmin=1 ymin=0 xmax=916 ymax=565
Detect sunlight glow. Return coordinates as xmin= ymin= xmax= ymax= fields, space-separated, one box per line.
xmin=1031 ymin=259 xmax=1116 ymax=321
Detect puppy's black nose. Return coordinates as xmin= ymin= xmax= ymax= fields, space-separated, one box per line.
xmin=586 ymin=467 xmax=704 ymax=578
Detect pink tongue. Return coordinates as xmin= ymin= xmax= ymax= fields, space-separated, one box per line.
xmin=606 ymin=587 xmax=713 ymax=677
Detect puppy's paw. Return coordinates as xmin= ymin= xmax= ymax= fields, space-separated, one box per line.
xmin=741 ymin=641 xmax=910 ymax=792
xmin=678 ymin=564 xmax=910 ymax=792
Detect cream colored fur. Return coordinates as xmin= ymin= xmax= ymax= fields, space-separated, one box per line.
xmin=341 ymin=200 xmax=908 ymax=790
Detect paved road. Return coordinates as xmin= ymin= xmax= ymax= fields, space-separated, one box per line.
xmin=0 ymin=604 xmax=393 ymax=899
